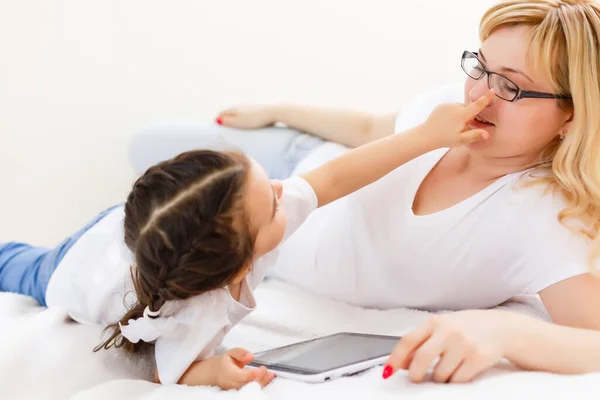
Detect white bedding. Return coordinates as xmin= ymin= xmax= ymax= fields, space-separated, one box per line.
xmin=1 ymin=278 xmax=598 ymax=400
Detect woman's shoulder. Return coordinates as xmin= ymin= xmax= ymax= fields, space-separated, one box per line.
xmin=508 ymin=172 xmax=566 ymax=209
xmin=505 ymin=173 xmax=590 ymax=241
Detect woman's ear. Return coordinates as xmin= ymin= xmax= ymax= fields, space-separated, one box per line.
xmin=560 ymin=112 xmax=574 ymax=139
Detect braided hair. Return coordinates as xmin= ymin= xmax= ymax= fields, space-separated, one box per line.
xmin=95 ymin=150 xmax=255 ymax=353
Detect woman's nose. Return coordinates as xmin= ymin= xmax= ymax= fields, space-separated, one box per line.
xmin=469 ymin=77 xmax=492 ymax=104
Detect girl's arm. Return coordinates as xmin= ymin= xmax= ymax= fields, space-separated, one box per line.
xmin=302 ymin=126 xmax=434 ymax=207
xmin=302 ymin=90 xmax=495 ymax=207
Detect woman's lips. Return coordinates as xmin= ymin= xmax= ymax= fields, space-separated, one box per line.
xmin=469 ymin=118 xmax=495 ymax=130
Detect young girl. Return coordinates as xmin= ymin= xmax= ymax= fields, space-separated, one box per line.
xmin=0 ymin=91 xmax=494 ymax=389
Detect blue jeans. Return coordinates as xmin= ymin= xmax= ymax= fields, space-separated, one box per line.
xmin=0 ymin=125 xmax=326 ymax=306
xmin=0 ymin=205 xmax=120 ymax=306
xmin=129 ymin=123 xmax=326 ymax=179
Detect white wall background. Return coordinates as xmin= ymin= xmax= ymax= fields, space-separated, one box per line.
xmin=0 ymin=0 xmax=498 ymax=245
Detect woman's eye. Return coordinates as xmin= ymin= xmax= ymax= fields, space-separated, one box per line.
xmin=500 ymin=81 xmax=518 ymax=94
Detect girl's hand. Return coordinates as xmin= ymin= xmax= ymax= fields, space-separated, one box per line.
xmin=422 ymin=89 xmax=496 ymax=148
xmin=216 ymin=106 xmax=277 ymax=129
xmin=211 ymin=348 xmax=275 ymax=390
xmin=384 ymin=309 xmax=519 ymax=384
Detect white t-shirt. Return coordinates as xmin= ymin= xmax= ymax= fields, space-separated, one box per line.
xmin=45 ymin=176 xmax=318 ymax=384
xmin=269 ymin=83 xmax=590 ymax=311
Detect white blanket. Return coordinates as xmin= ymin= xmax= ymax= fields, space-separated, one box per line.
xmin=1 ymin=279 xmax=599 ymax=400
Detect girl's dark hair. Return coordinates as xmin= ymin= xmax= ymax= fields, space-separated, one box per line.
xmin=94 ymin=149 xmax=254 ymax=353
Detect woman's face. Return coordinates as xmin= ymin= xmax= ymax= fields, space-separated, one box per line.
xmin=463 ymin=25 xmax=572 ymax=161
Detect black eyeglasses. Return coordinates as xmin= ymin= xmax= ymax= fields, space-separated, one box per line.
xmin=461 ymin=51 xmax=572 ymax=102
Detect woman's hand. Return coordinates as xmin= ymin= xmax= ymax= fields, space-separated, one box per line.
xmin=384 ymin=309 xmax=519 ymax=384
xmin=178 ymin=348 xmax=275 ymax=390
xmin=216 ymin=106 xmax=277 ymax=129
xmin=421 ymin=89 xmax=496 ymax=148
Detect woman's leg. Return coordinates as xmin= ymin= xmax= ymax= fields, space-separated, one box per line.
xmin=129 ymin=123 xmax=327 ymax=180
xmin=0 ymin=205 xmax=120 ymax=306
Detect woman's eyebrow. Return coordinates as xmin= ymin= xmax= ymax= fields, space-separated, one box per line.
xmin=479 ymin=49 xmax=534 ymax=83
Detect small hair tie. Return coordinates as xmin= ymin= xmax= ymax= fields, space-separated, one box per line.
xmin=143 ymin=306 xmax=161 ymax=318
xmin=120 ymin=305 xmax=176 ymax=343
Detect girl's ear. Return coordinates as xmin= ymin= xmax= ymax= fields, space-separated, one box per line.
xmin=230 ymin=262 xmax=251 ymax=284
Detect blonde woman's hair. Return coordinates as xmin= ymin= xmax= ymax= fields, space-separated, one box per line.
xmin=480 ymin=0 xmax=600 ymax=276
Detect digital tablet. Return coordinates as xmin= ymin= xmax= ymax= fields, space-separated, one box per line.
xmin=247 ymin=332 xmax=401 ymax=383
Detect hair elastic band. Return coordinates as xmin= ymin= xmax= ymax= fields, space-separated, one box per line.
xmin=143 ymin=306 xmax=161 ymax=318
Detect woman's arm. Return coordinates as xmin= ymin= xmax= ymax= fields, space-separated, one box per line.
xmin=269 ymin=105 xmax=398 ymax=147
xmin=385 ymin=309 xmax=600 ymax=384
xmin=506 ymin=315 xmax=600 ymax=374
xmin=539 ymin=273 xmax=600 ymax=330
xmin=216 ymin=105 xmax=398 ymax=147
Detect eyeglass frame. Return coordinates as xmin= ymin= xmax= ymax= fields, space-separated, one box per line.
xmin=461 ymin=51 xmax=572 ymax=102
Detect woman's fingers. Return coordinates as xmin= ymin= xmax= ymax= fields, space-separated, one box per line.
xmin=215 ymin=108 xmax=239 ymax=125
xmin=432 ymin=335 xmax=469 ymax=383
xmin=449 ymin=356 xmax=488 ymax=384
xmin=386 ymin=318 xmax=436 ymax=377
xmin=217 ymin=108 xmax=238 ymax=117
xmin=407 ymin=330 xmax=449 ymax=383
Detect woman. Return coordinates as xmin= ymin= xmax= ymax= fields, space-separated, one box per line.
xmin=130 ymin=0 xmax=600 ymax=379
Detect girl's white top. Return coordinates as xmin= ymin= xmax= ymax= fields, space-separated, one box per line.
xmin=46 ymin=176 xmax=318 ymax=384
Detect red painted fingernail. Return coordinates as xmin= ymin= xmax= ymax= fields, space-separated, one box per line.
xmin=382 ymin=365 xmax=393 ymax=379
xmin=216 ymin=117 xmax=223 ymax=125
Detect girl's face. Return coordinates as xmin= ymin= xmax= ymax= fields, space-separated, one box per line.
xmin=244 ymin=158 xmax=286 ymax=259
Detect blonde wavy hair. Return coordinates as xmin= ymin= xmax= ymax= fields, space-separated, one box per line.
xmin=480 ymin=0 xmax=600 ymax=275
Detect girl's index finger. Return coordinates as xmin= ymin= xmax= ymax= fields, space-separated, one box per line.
xmin=463 ymin=89 xmax=495 ymax=119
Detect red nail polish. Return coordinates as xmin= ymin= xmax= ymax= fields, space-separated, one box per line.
xmin=382 ymin=365 xmax=393 ymax=379
xmin=216 ymin=117 xmax=223 ymax=125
